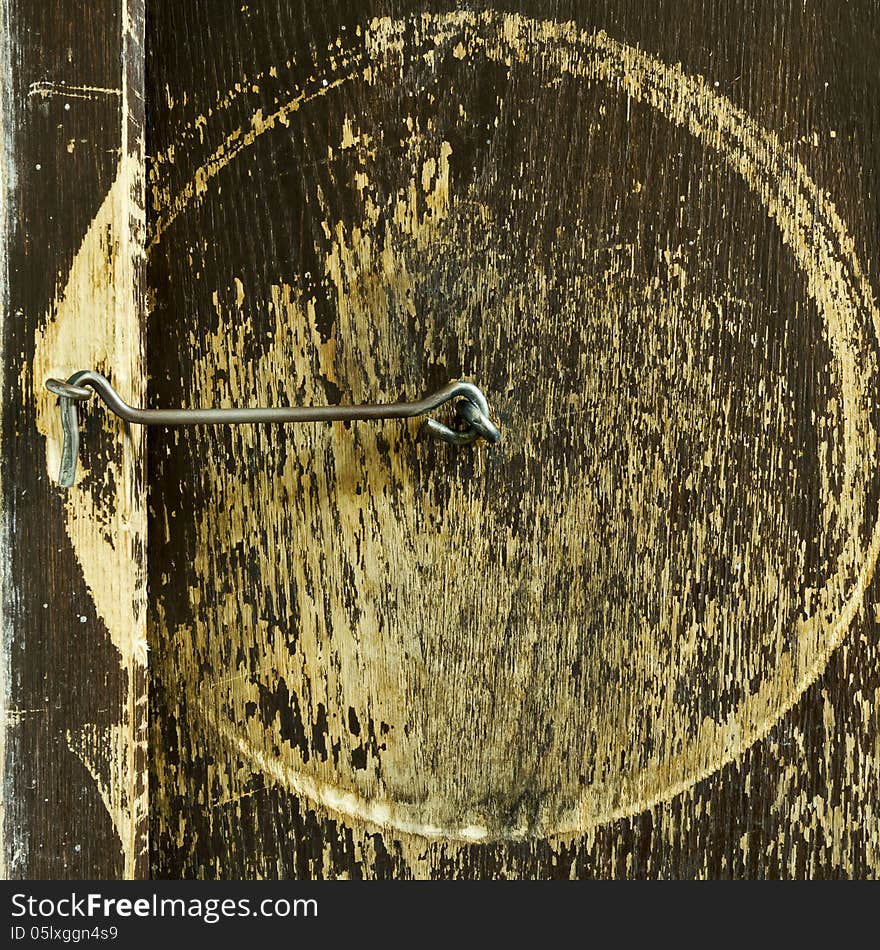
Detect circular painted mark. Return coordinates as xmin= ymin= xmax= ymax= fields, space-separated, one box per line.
xmin=150 ymin=12 xmax=880 ymax=839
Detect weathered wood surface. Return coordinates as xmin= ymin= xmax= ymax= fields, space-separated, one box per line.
xmin=154 ymin=0 xmax=880 ymax=877
xmin=146 ymin=0 xmax=880 ymax=878
xmin=1 ymin=0 xmax=148 ymax=878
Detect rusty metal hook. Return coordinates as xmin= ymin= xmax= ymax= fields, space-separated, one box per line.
xmin=45 ymin=371 xmax=501 ymax=487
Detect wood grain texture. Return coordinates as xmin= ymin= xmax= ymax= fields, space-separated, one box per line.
xmin=146 ymin=0 xmax=880 ymax=877
xmin=1 ymin=0 xmax=148 ymax=878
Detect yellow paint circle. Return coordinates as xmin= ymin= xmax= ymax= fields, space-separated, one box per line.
xmin=152 ymin=12 xmax=880 ymax=839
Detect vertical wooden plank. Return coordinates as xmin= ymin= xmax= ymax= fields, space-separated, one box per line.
xmin=146 ymin=0 xmax=880 ymax=878
xmin=0 ymin=0 xmax=13 ymax=882
xmin=0 ymin=0 xmax=147 ymax=878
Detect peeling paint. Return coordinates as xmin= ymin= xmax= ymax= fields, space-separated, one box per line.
xmin=27 ymin=81 xmax=122 ymax=102
xmin=31 ymin=157 xmax=147 ymax=876
xmin=147 ymin=8 xmax=880 ymax=860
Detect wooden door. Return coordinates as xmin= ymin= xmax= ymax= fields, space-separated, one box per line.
xmin=2 ymin=0 xmax=148 ymax=879
xmin=5 ymin=0 xmax=880 ymax=879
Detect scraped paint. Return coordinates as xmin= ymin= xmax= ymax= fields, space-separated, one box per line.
xmin=145 ymin=10 xmax=880 ymax=849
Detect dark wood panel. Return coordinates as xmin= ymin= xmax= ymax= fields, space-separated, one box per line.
xmin=1 ymin=0 xmax=148 ymax=878
xmin=146 ymin=0 xmax=880 ymax=878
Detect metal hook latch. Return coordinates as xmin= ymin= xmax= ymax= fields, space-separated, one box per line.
xmin=45 ymin=371 xmax=501 ymax=487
